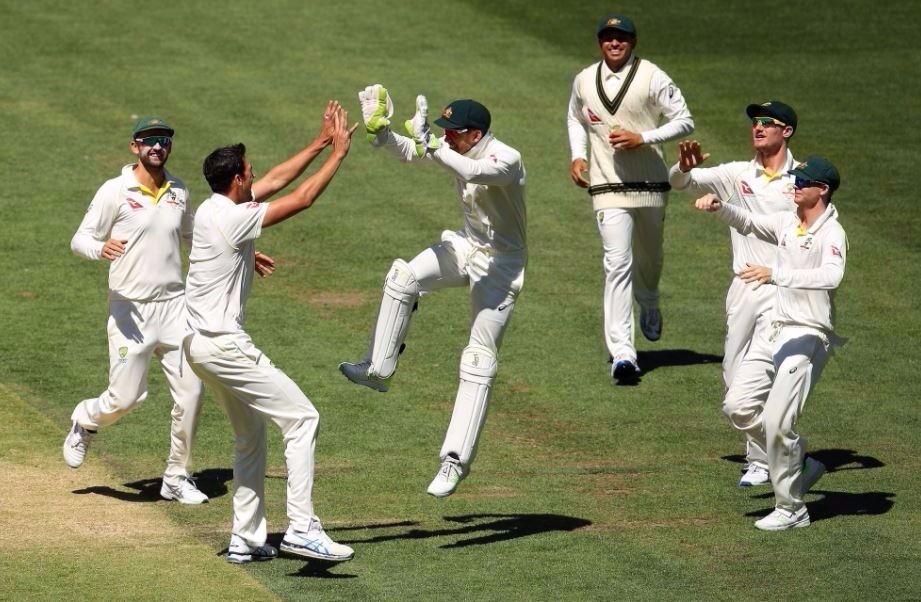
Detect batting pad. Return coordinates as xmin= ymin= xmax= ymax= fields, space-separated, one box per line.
xmin=440 ymin=345 xmax=497 ymax=466
xmin=369 ymin=259 xmax=419 ymax=379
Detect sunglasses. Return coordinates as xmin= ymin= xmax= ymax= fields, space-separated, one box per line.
xmin=135 ymin=135 xmax=173 ymax=147
xmin=751 ymin=116 xmax=786 ymax=128
xmin=794 ymin=177 xmax=827 ymax=189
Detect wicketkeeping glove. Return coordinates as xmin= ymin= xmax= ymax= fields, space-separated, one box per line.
xmin=403 ymin=94 xmax=440 ymax=157
xmin=358 ymin=84 xmax=393 ymax=142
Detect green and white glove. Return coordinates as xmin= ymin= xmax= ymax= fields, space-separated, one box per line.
xmin=404 ymin=94 xmax=440 ymax=157
xmin=358 ymin=84 xmax=393 ymax=142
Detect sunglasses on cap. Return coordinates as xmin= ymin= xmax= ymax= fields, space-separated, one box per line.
xmin=135 ymin=135 xmax=173 ymax=147
xmin=793 ymin=177 xmax=827 ymax=189
xmin=751 ymin=116 xmax=786 ymax=128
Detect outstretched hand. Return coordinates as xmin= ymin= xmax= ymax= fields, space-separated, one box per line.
xmin=677 ymin=140 xmax=710 ymax=172
xmin=693 ymin=193 xmax=722 ymax=212
xmin=318 ymin=100 xmax=341 ymax=144
xmin=330 ymin=106 xmax=359 ymax=158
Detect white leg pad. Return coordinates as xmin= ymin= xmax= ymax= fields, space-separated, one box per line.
xmin=440 ymin=345 xmax=497 ymax=467
xmin=369 ymin=259 xmax=419 ymax=379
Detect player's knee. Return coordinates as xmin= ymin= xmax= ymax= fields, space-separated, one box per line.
xmin=107 ymin=389 xmax=148 ymax=412
xmin=459 ymin=345 xmax=497 ymax=384
xmin=383 ymin=258 xmax=420 ymax=299
xmin=721 ymin=395 xmax=755 ymax=430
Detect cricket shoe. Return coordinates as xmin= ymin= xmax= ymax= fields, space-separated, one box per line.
xmin=754 ymin=506 xmax=810 ymax=531
xmin=801 ymin=457 xmax=827 ymax=495
xmin=339 ymin=361 xmax=390 ymax=392
xmin=426 ymin=455 xmax=467 ymax=497
xmin=739 ymin=464 xmax=771 ymax=487
xmin=226 ymin=534 xmax=278 ymax=564
xmin=161 ymin=476 xmax=209 ymax=504
xmin=640 ymin=307 xmax=662 ymax=341
xmin=280 ymin=520 xmax=354 ymax=562
xmin=611 ymin=357 xmax=640 ymax=382
xmin=63 ymin=421 xmax=96 ymax=468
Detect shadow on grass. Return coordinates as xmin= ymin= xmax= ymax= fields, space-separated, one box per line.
xmin=637 ymin=349 xmax=723 ymax=375
xmin=737 ymin=448 xmax=893 ymax=523
xmin=746 ymin=490 xmax=895 ymax=523
xmin=72 ymin=467 xmax=232 ymax=502
xmin=339 ymin=513 xmax=592 ymax=548
xmin=722 ymin=448 xmax=886 ymax=473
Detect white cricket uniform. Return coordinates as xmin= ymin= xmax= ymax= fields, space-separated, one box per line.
xmin=669 ymin=151 xmax=797 ymax=469
xmin=717 ymin=201 xmax=847 ymax=512
xmin=568 ymin=56 xmax=693 ymax=363
xmin=183 ymin=193 xmax=319 ymax=547
xmin=70 ymin=164 xmax=202 ymax=487
xmin=371 ymin=128 xmax=526 ymax=469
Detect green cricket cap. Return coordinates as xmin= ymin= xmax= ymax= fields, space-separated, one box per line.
xmin=433 ymin=99 xmax=491 ymax=133
xmin=132 ymin=116 xmax=174 ymax=138
xmin=746 ymin=101 xmax=797 ymax=133
xmin=596 ymin=13 xmax=636 ymax=38
xmin=789 ymin=156 xmax=840 ymax=192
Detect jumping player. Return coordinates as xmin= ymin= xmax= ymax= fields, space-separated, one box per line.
xmin=340 ymin=86 xmax=527 ymax=498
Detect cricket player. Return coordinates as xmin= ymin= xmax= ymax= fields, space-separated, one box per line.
xmin=64 ymin=117 xmax=208 ymax=504
xmin=567 ymin=12 xmax=694 ymax=382
xmin=183 ymin=103 xmax=357 ymax=563
xmin=693 ymin=156 xmax=845 ymax=531
xmin=669 ymin=101 xmax=799 ymax=487
xmin=339 ymin=86 xmax=526 ymax=498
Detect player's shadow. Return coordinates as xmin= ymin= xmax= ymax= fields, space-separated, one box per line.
xmin=636 ymin=349 xmax=723 ymax=375
xmin=734 ymin=448 xmax=893 ymax=523
xmin=72 ymin=467 xmax=232 ymax=502
xmin=722 ymin=448 xmax=886 ymax=473
xmin=746 ymin=490 xmax=895 ymax=522
xmin=338 ymin=513 xmax=592 ymax=549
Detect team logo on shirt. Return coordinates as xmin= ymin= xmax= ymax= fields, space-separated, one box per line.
xmin=739 ymin=181 xmax=754 ymax=195
xmin=118 ymin=346 xmax=128 ymax=364
xmin=164 ymin=190 xmax=182 ymax=207
xmin=799 ymin=235 xmax=814 ymax=251
xmin=126 ymin=198 xmax=143 ymax=210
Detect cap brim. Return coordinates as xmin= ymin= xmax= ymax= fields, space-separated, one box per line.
xmin=433 ymin=116 xmax=463 ymax=130
xmin=746 ymin=104 xmax=774 ymax=119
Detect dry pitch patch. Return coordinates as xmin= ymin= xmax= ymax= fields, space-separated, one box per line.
xmin=0 ymin=384 xmax=276 ymax=601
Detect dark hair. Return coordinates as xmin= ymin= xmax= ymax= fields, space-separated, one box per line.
xmin=203 ymin=143 xmax=246 ymax=193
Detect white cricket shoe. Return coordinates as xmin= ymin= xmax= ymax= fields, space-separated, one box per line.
xmin=754 ymin=506 xmax=810 ymax=531
xmin=339 ymin=361 xmax=390 ymax=392
xmin=227 ymin=534 xmax=278 ymax=564
xmin=640 ymin=307 xmax=662 ymax=341
xmin=739 ymin=464 xmax=771 ymax=487
xmin=426 ymin=456 xmax=467 ymax=497
xmin=63 ymin=421 xmax=96 ymax=468
xmin=280 ymin=519 xmax=355 ymax=562
xmin=161 ymin=477 xmax=209 ymax=504
xmin=801 ymin=457 xmax=827 ymax=495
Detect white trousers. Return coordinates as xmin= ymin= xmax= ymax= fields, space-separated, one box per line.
xmin=405 ymin=232 xmax=525 ymax=466
xmin=722 ymin=323 xmax=832 ymax=512
xmin=184 ymin=331 xmax=319 ymax=547
xmin=71 ymin=296 xmax=203 ymax=486
xmin=723 ymin=277 xmax=777 ymax=469
xmin=595 ymin=207 xmax=664 ymax=362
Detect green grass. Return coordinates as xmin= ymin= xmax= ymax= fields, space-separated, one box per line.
xmin=1 ymin=0 xmax=919 ymax=600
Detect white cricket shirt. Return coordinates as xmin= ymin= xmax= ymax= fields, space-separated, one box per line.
xmin=669 ymin=150 xmax=798 ymax=274
xmin=71 ymin=164 xmax=193 ymax=302
xmin=184 ymin=193 xmax=268 ymax=335
xmin=718 ymin=202 xmax=847 ymax=334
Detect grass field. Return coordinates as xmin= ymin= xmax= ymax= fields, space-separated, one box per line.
xmin=1 ymin=0 xmax=919 ymax=600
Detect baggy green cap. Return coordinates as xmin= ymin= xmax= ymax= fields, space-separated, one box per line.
xmin=746 ymin=101 xmax=797 ymax=133
xmin=433 ymin=99 xmax=491 ymax=133
xmin=789 ymin=156 xmax=841 ymax=192
xmin=596 ymin=13 xmax=636 ymax=38
xmin=132 ymin=116 xmax=174 ymax=138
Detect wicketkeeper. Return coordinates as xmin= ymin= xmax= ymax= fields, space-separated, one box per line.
xmin=340 ymin=85 xmax=527 ymax=497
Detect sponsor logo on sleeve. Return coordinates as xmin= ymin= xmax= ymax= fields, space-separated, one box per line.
xmin=831 ymin=245 xmax=842 ymax=258
xmin=739 ymin=181 xmax=754 ymax=195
